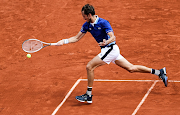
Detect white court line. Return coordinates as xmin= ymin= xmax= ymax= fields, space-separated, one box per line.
xmin=81 ymin=79 xmax=180 ymax=82
xmin=131 ymin=80 xmax=158 ymax=115
xmin=51 ymin=79 xmax=81 ymax=115
xmin=169 ymin=80 xmax=180 ymax=82
xmin=81 ymin=79 xmax=157 ymax=82
xmin=51 ymin=79 xmax=180 ymax=115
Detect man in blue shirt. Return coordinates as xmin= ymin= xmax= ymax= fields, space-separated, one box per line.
xmin=57 ymin=4 xmax=168 ymax=103
xmin=80 ymin=15 xmax=116 ymax=48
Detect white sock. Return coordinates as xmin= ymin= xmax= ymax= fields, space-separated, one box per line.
xmin=86 ymin=86 xmax=92 ymax=96
xmin=151 ymin=69 xmax=160 ymax=76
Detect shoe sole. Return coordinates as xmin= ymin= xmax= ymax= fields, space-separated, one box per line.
xmin=163 ymin=67 xmax=167 ymax=74
xmin=76 ymin=98 xmax=92 ymax=104
xmin=164 ymin=76 xmax=168 ymax=87
xmin=163 ymin=67 xmax=168 ymax=87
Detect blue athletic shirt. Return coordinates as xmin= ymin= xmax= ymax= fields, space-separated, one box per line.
xmin=80 ymin=15 xmax=116 ymax=48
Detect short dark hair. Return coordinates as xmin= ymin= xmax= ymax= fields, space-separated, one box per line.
xmin=81 ymin=4 xmax=95 ymax=16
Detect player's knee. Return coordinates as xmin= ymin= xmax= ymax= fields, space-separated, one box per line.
xmin=86 ymin=63 xmax=93 ymax=71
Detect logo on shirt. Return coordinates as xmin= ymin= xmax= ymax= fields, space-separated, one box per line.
xmin=98 ymin=27 xmax=101 ymax=30
xmin=89 ymin=28 xmax=92 ymax=30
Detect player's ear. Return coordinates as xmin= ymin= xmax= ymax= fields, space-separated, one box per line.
xmin=88 ymin=13 xmax=91 ymax=19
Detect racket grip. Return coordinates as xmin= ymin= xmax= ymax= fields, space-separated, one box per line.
xmin=50 ymin=43 xmax=58 ymax=46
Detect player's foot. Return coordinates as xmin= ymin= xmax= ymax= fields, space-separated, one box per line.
xmin=159 ymin=67 xmax=168 ymax=87
xmin=75 ymin=94 xmax=93 ymax=103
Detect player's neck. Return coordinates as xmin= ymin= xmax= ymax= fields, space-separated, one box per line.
xmin=90 ymin=15 xmax=97 ymax=23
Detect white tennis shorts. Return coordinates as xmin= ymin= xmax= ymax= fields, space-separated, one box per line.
xmin=98 ymin=44 xmax=124 ymax=64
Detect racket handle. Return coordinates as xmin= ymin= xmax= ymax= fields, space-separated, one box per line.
xmin=50 ymin=43 xmax=58 ymax=46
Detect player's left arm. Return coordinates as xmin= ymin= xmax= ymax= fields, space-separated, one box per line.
xmin=106 ymin=32 xmax=116 ymax=44
xmin=99 ymin=32 xmax=116 ymax=46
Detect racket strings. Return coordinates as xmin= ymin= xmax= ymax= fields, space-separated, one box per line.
xmin=22 ymin=40 xmax=43 ymax=52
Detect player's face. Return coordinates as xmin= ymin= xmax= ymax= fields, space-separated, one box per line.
xmin=81 ymin=11 xmax=90 ymax=22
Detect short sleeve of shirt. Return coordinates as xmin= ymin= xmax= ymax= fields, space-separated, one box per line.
xmin=101 ymin=20 xmax=113 ymax=33
xmin=80 ymin=22 xmax=89 ymax=33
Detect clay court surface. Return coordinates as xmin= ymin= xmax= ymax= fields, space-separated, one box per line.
xmin=1 ymin=0 xmax=180 ymax=115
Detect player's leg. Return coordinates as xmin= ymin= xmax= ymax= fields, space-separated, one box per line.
xmin=76 ymin=55 xmax=106 ymax=103
xmin=114 ymin=57 xmax=168 ymax=86
xmin=86 ymin=55 xmax=106 ymax=87
xmin=114 ymin=57 xmax=152 ymax=73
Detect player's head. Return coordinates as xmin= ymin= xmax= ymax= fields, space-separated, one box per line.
xmin=82 ymin=4 xmax=95 ymax=16
xmin=81 ymin=4 xmax=95 ymax=22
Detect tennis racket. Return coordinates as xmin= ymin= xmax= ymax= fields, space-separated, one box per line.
xmin=22 ymin=39 xmax=57 ymax=53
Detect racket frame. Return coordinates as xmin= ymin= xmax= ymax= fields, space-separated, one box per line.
xmin=22 ymin=39 xmax=57 ymax=53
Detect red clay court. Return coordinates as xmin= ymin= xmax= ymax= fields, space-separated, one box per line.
xmin=0 ymin=0 xmax=180 ymax=115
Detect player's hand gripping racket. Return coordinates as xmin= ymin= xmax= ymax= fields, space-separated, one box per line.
xmin=22 ymin=39 xmax=57 ymax=53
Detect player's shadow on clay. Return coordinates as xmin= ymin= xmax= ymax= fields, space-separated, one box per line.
xmin=71 ymin=101 xmax=92 ymax=106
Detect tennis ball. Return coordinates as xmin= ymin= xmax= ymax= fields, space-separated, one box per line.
xmin=27 ymin=54 xmax=31 ymax=58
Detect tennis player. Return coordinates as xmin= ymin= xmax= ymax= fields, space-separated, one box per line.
xmin=57 ymin=4 xmax=168 ymax=103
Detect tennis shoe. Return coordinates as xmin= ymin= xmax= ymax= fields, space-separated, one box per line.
xmin=159 ymin=67 xmax=168 ymax=87
xmin=75 ymin=94 xmax=93 ymax=103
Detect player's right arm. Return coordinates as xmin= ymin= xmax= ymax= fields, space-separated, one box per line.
xmin=57 ymin=31 xmax=86 ymax=46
